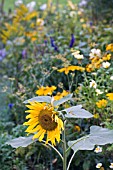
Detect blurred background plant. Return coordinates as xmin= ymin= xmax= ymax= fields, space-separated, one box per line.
xmin=0 ymin=0 xmax=113 ymax=169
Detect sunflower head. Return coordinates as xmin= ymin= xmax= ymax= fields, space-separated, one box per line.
xmin=24 ymin=101 xmax=64 ymax=145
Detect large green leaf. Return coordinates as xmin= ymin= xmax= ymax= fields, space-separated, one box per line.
xmin=53 ymin=94 xmax=73 ymax=106
xmin=23 ymin=96 xmax=52 ymax=104
xmin=6 ymin=136 xmax=37 ymax=148
xmin=68 ymin=126 xmax=113 ymax=152
xmin=64 ymin=105 xmax=93 ymax=118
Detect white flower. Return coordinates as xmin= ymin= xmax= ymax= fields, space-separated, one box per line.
xmin=89 ymin=48 xmax=101 ymax=59
xmin=102 ymin=62 xmax=111 ymax=68
xmin=79 ymin=0 xmax=87 ymax=7
xmin=91 ymin=72 xmax=97 ymax=76
xmin=94 ymin=146 xmax=102 ymax=153
xmin=95 ymin=89 xmax=103 ymax=96
xmin=70 ymin=11 xmax=76 ymax=17
xmin=110 ymin=76 xmax=113 ymax=80
xmin=72 ymin=50 xmax=80 ymax=55
xmin=74 ymin=54 xmax=84 ymax=59
xmin=36 ymin=18 xmax=44 ymax=26
xmin=109 ymin=163 xmax=113 ymax=169
xmin=15 ymin=0 xmax=23 ymax=6
xmin=96 ymin=163 xmax=102 ymax=169
xmin=26 ymin=1 xmax=36 ymax=12
xmin=40 ymin=3 xmax=47 ymax=10
xmin=72 ymin=50 xmax=84 ymax=59
xmin=89 ymin=80 xmax=97 ymax=89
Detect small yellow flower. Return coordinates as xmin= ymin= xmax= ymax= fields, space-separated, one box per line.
xmin=102 ymin=54 xmax=111 ymax=61
xmin=36 ymin=86 xmax=56 ymax=96
xmin=54 ymin=90 xmax=69 ymax=100
xmin=58 ymin=65 xmax=85 ymax=74
xmin=74 ymin=125 xmax=81 ymax=132
xmin=96 ymin=99 xmax=108 ymax=108
xmin=93 ymin=113 xmax=99 ymax=119
xmin=24 ymin=102 xmax=64 ymax=145
xmin=106 ymin=44 xmax=113 ymax=52
xmin=86 ymin=64 xmax=93 ymax=72
xmin=106 ymin=93 xmax=113 ymax=100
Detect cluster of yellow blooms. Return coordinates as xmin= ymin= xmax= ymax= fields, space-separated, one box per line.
xmin=86 ymin=53 xmax=111 ymax=72
xmin=96 ymin=99 xmax=108 ymax=108
xmin=86 ymin=45 xmax=112 ymax=72
xmin=36 ymin=86 xmax=56 ymax=96
xmin=96 ymin=93 xmax=113 ymax=108
xmin=1 ymin=4 xmax=44 ymax=43
xmin=36 ymin=86 xmax=69 ymax=101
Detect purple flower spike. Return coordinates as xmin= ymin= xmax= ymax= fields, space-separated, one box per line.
xmin=0 ymin=48 xmax=6 ymax=61
xmin=69 ymin=34 xmax=75 ymax=48
xmin=44 ymin=39 xmax=48 ymax=44
xmin=50 ymin=37 xmax=59 ymax=52
xmin=89 ymin=21 xmax=93 ymax=26
xmin=8 ymin=103 xmax=14 ymax=109
xmin=22 ymin=49 xmax=27 ymax=58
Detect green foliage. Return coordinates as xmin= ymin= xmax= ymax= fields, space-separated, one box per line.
xmin=1 ymin=0 xmax=113 ymax=169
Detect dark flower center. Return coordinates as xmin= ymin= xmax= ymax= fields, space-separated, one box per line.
xmin=38 ymin=109 xmax=57 ymax=131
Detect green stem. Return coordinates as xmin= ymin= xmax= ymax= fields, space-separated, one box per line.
xmin=67 ymin=151 xmax=76 ymax=170
xmin=63 ymin=120 xmax=67 ymax=170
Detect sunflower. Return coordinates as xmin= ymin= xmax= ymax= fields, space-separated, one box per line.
xmin=23 ymin=101 xmax=64 ymax=145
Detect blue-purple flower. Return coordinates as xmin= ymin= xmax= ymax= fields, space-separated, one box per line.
xmin=0 ymin=48 xmax=6 ymax=61
xmin=50 ymin=37 xmax=59 ymax=52
xmin=22 ymin=49 xmax=27 ymax=58
xmin=69 ymin=34 xmax=75 ymax=48
xmin=8 ymin=103 xmax=14 ymax=109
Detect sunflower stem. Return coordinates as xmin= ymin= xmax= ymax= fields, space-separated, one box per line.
xmin=63 ymin=120 xmax=67 ymax=170
xmin=67 ymin=151 xmax=76 ymax=170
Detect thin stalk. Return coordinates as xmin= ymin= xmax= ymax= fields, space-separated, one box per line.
xmin=67 ymin=75 xmax=71 ymax=92
xmin=63 ymin=120 xmax=67 ymax=170
xmin=67 ymin=151 xmax=77 ymax=170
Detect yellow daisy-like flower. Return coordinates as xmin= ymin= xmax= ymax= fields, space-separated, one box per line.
xmin=106 ymin=93 xmax=113 ymax=100
xmin=54 ymin=90 xmax=69 ymax=100
xmin=96 ymin=99 xmax=108 ymax=108
xmin=106 ymin=44 xmax=113 ymax=52
xmin=24 ymin=101 xmax=64 ymax=145
xmin=102 ymin=54 xmax=111 ymax=61
xmin=93 ymin=113 xmax=99 ymax=119
xmin=74 ymin=125 xmax=81 ymax=132
xmin=36 ymin=86 xmax=56 ymax=96
xmin=58 ymin=65 xmax=85 ymax=75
